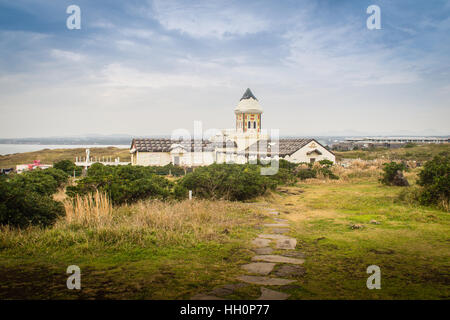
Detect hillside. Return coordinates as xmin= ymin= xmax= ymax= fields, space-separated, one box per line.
xmin=0 ymin=147 xmax=130 ymax=168
xmin=334 ymin=143 xmax=449 ymax=162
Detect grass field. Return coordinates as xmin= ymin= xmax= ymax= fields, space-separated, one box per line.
xmin=0 ymin=147 xmax=130 ymax=168
xmin=0 ymin=145 xmax=449 ymax=299
xmin=334 ymin=143 xmax=449 ymax=161
xmin=269 ymin=178 xmax=449 ymax=299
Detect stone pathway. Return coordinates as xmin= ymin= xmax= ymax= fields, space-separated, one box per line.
xmin=191 ymin=204 xmax=306 ymax=300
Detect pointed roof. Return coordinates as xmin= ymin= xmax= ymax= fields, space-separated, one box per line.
xmin=240 ymin=88 xmax=258 ymax=101
xmin=235 ymin=88 xmax=262 ymax=114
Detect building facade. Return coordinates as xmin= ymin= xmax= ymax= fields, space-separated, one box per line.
xmin=130 ymin=88 xmax=335 ymax=166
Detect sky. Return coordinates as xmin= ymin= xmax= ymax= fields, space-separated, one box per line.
xmin=0 ymin=0 xmax=449 ymax=138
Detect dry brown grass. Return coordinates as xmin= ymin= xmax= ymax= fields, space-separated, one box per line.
xmin=56 ymin=192 xmax=262 ymax=245
xmin=63 ymin=191 xmax=113 ymax=227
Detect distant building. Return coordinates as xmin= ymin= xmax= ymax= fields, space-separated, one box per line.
xmin=16 ymin=160 xmax=52 ymax=173
xmin=130 ymin=89 xmax=335 ymax=166
xmin=345 ymin=137 xmax=449 ymax=144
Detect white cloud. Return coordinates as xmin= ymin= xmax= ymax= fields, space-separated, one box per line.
xmin=152 ymin=0 xmax=268 ymax=38
xmin=50 ymin=49 xmax=83 ymax=62
xmin=100 ymin=63 xmax=227 ymax=88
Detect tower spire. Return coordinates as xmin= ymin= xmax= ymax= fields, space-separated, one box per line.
xmin=240 ymin=88 xmax=258 ymax=101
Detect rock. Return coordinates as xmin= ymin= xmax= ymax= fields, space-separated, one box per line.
xmin=282 ymin=251 xmax=306 ymax=259
xmin=274 ymin=265 xmax=306 ymax=277
xmin=271 ymin=228 xmax=290 ymax=234
xmin=264 ymin=223 xmax=289 ymax=227
xmin=253 ymin=247 xmax=274 ymax=255
xmin=241 ymin=262 xmax=276 ymax=275
xmin=276 ymin=238 xmax=297 ymax=250
xmin=274 ymin=218 xmax=288 ymax=222
xmin=257 ymin=287 xmax=290 ymax=300
xmin=191 ymin=294 xmax=225 ymax=300
xmin=258 ymin=234 xmax=290 ymax=240
xmin=315 ymin=237 xmax=326 ymax=242
xmin=350 ymin=224 xmax=364 ymax=230
xmin=370 ymin=220 xmax=381 ymax=225
xmin=392 ymin=170 xmax=409 ymax=186
xmin=252 ymin=238 xmax=271 ymax=248
xmin=209 ymin=283 xmax=248 ymax=297
xmin=369 ymin=248 xmax=395 ymax=255
xmin=268 ymin=211 xmax=279 ymax=215
xmin=252 ymin=255 xmax=305 ymax=265
xmin=236 ymin=275 xmax=295 ymax=286
xmin=209 ymin=287 xmax=234 ymax=297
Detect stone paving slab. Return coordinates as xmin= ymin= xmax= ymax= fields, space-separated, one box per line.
xmin=281 ymin=251 xmax=306 ymax=259
xmin=210 ymin=283 xmax=248 ymax=297
xmin=264 ymin=223 xmax=290 ymax=227
xmin=271 ymin=228 xmax=290 ymax=234
xmin=276 ymin=238 xmax=297 ymax=250
xmin=253 ymin=247 xmax=274 ymax=255
xmin=274 ymin=265 xmax=306 ymax=277
xmin=252 ymin=255 xmax=305 ymax=265
xmin=236 ymin=275 xmax=295 ymax=286
xmin=251 ymin=238 xmax=271 ymax=248
xmin=258 ymin=234 xmax=290 ymax=240
xmin=241 ymin=262 xmax=276 ymax=275
xmin=257 ymin=287 xmax=290 ymax=300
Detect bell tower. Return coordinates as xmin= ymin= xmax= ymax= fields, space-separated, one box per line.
xmin=235 ymin=88 xmax=263 ymax=133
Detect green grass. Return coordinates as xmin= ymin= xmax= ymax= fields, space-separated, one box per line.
xmin=271 ymin=178 xmax=450 ymax=299
xmin=0 ymin=200 xmax=266 ymax=299
xmin=335 ymin=143 xmax=449 ymax=161
xmin=0 ymin=147 xmax=130 ymax=168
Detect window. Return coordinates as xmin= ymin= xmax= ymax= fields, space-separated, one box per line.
xmin=253 ymin=121 xmax=256 ymax=129
xmin=248 ymin=121 xmax=251 ymax=129
xmin=310 ymin=158 xmax=315 ymax=164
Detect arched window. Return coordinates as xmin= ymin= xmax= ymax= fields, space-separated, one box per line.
xmin=248 ymin=121 xmax=251 ymax=129
xmin=253 ymin=121 xmax=256 ymax=129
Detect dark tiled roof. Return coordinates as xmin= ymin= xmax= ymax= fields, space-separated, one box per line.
xmin=131 ymin=138 xmax=236 ymax=152
xmin=240 ymin=88 xmax=258 ymax=101
xmin=246 ymin=139 xmax=313 ymax=157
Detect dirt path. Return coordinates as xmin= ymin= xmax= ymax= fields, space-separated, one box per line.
xmin=191 ymin=204 xmax=305 ymax=300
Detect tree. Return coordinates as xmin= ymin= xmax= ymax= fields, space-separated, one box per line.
xmin=417 ymin=153 xmax=449 ymax=208
xmin=380 ymin=162 xmax=408 ymax=186
xmin=54 ymin=160 xmax=82 ymax=177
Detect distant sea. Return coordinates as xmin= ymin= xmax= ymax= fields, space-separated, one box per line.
xmin=0 ymin=144 xmax=129 ymax=156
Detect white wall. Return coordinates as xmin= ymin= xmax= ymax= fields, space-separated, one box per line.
xmin=136 ymin=151 xmax=171 ymax=166
xmin=285 ymin=140 xmax=335 ymax=163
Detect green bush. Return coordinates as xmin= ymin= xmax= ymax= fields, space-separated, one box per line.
xmin=380 ymin=162 xmax=406 ymax=186
xmin=270 ymin=168 xmax=298 ymax=185
xmin=318 ymin=167 xmax=339 ymax=180
xmin=67 ymin=164 xmax=173 ymax=205
xmin=0 ymin=172 xmax=66 ymax=227
xmin=179 ymin=163 xmax=277 ymax=201
xmin=53 ymin=160 xmax=82 ymax=177
xmin=296 ymin=168 xmax=317 ymax=180
xmin=417 ymin=153 xmax=449 ymax=209
xmin=7 ymin=168 xmax=68 ymax=196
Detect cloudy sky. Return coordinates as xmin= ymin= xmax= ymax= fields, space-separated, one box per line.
xmin=0 ymin=0 xmax=449 ymax=138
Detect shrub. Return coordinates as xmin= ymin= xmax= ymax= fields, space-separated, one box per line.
xmin=417 ymin=153 xmax=449 ymax=210
xmin=0 ymin=179 xmax=65 ymax=228
xmin=296 ymin=168 xmax=317 ymax=180
xmin=53 ymin=160 xmax=82 ymax=177
xmin=270 ymin=168 xmax=298 ymax=185
xmin=6 ymin=168 xmax=69 ymax=196
xmin=67 ymin=164 xmax=173 ymax=205
xmin=380 ymin=162 xmax=407 ymax=186
xmin=179 ymin=163 xmax=277 ymax=201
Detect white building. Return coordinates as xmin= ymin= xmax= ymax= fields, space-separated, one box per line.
xmin=130 ymin=88 xmax=335 ymax=166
